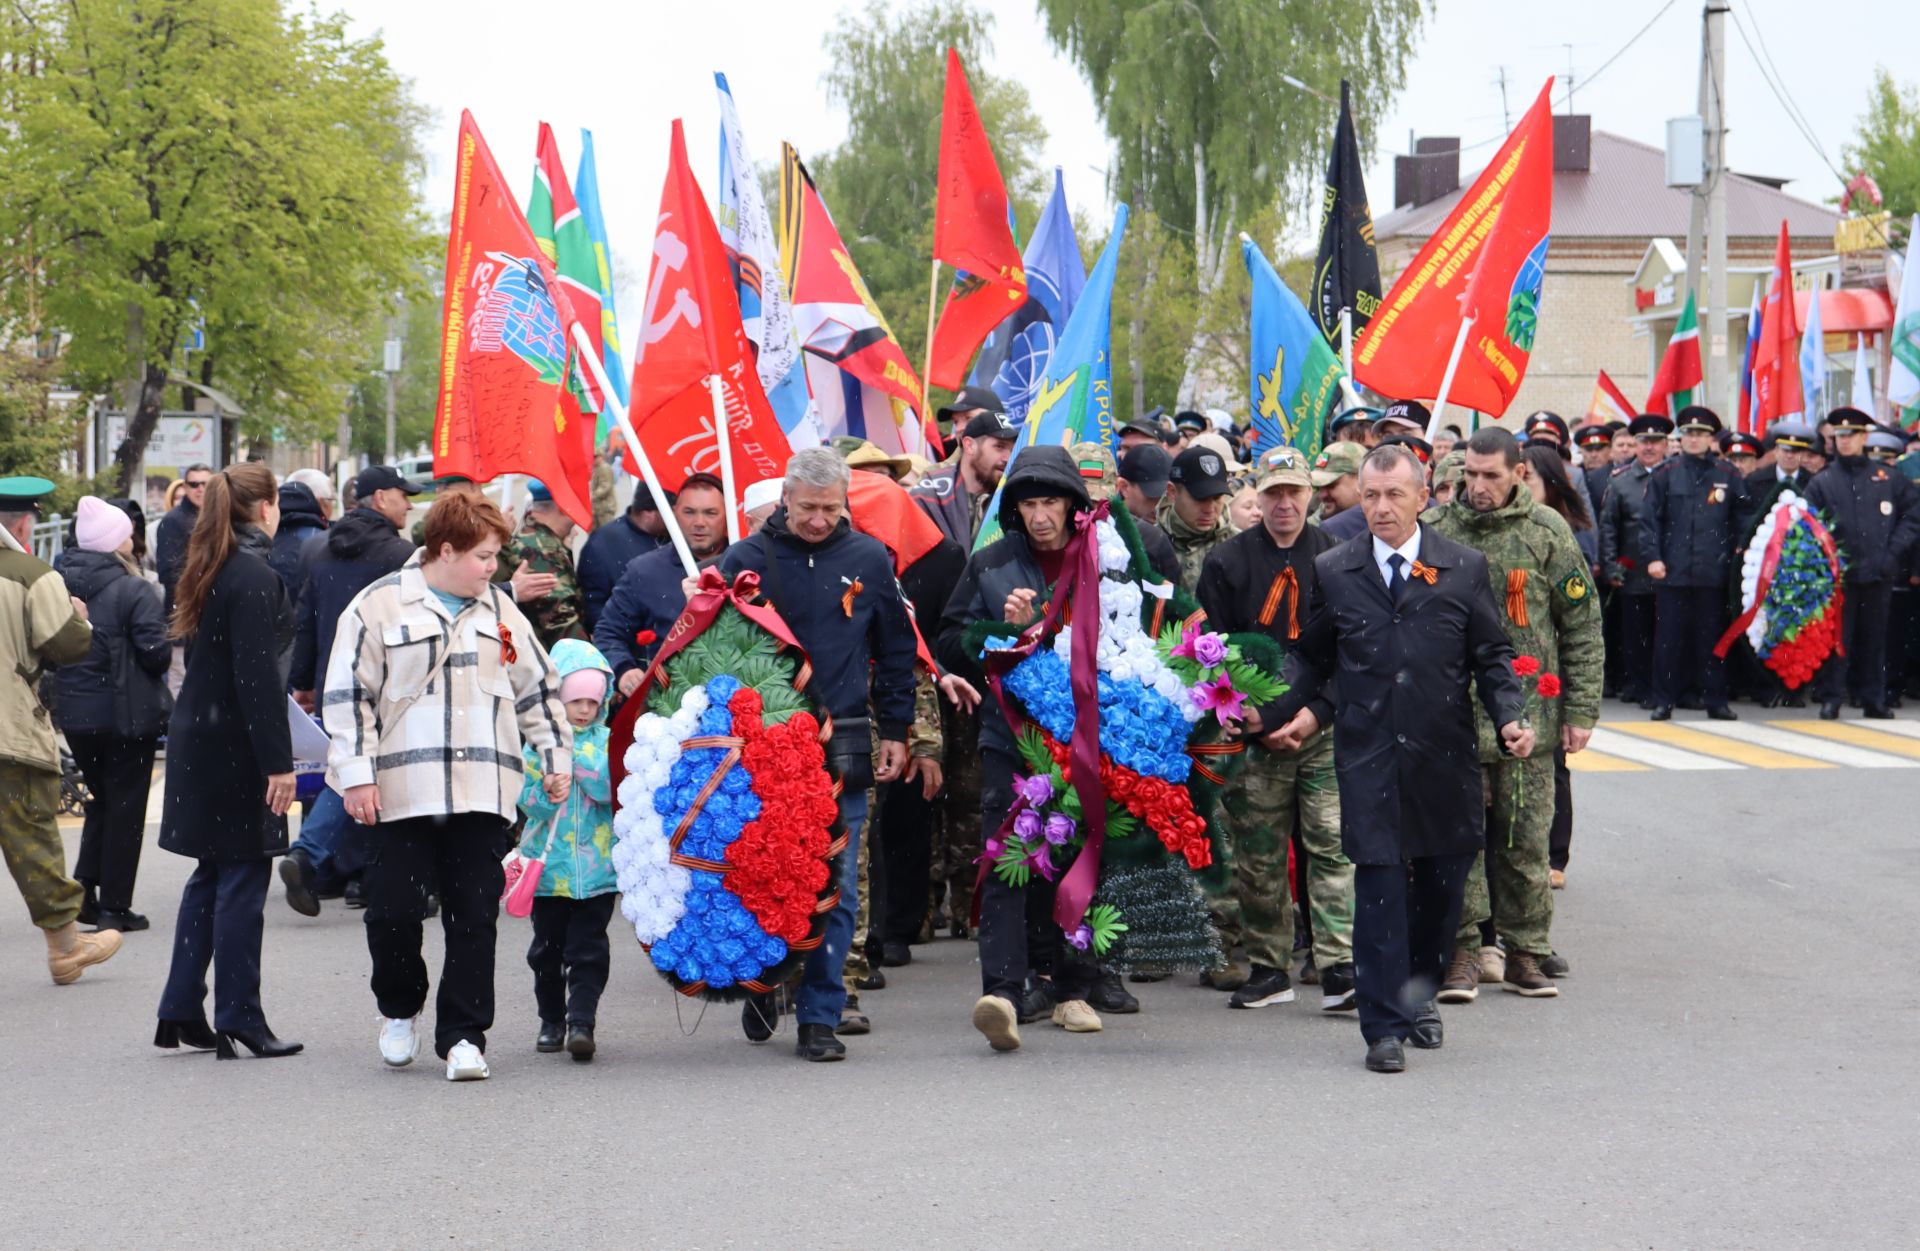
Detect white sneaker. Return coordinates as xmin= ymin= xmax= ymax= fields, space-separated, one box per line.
xmin=379 ymin=1015 xmax=420 ymax=1067
xmin=445 ymin=1038 xmax=490 ymax=1081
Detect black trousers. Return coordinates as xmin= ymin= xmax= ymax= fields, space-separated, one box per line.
xmin=1816 ymin=578 xmax=1893 ymax=709
xmin=975 ymin=749 xmax=1094 ymax=1006
xmin=528 ymin=893 xmax=616 ymax=1026
xmin=65 ymin=731 xmax=158 ymax=912
xmin=1618 ymin=592 xmax=1656 ymax=701
xmin=1550 ymin=748 xmax=1573 ymax=872
xmin=879 ymin=776 xmax=936 ymax=946
xmin=157 ymin=858 xmax=271 ymax=1033
xmin=1352 ymin=853 xmax=1475 ymax=1045
xmin=364 ymin=812 xmax=508 ymax=1058
xmin=1891 ymin=588 xmax=1920 ymax=699
xmin=1653 ymin=586 xmax=1730 ymax=710
xmin=1600 ymin=586 xmax=1623 ymax=695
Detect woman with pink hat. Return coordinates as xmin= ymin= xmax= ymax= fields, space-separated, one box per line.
xmin=54 ymin=497 xmax=172 ymax=933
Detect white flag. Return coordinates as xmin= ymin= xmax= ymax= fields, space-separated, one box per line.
xmin=1853 ymin=335 xmax=1877 ymax=417
xmin=1800 ymin=279 xmax=1827 ymax=416
xmin=1890 ymin=214 xmax=1920 ymax=407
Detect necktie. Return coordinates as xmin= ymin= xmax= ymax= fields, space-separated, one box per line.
xmin=1388 ymin=552 xmax=1408 ymax=603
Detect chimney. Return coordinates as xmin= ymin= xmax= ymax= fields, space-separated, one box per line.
xmin=1393 ymin=138 xmax=1461 ymax=209
xmin=1554 ymin=115 xmax=1591 ymax=172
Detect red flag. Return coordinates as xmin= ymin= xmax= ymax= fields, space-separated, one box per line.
xmin=1587 ymin=370 xmax=1635 ymax=423
xmin=433 ymin=111 xmax=596 ymax=529
xmin=925 ymin=47 xmax=1027 ymax=391
xmin=1750 ymin=221 xmax=1804 ymax=436
xmin=1353 ymin=80 xmax=1556 ymax=418
xmin=531 ymin=122 xmax=604 ymax=409
xmin=627 ymin=120 xmax=790 ymax=496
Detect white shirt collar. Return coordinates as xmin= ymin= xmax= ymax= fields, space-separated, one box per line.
xmin=1372 ymin=527 xmax=1422 ymax=587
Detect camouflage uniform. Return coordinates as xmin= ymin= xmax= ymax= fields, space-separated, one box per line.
xmin=844 ymin=672 xmax=943 ymax=987
xmin=492 ymin=516 xmax=588 ymax=653
xmin=589 ymin=458 xmax=617 ymax=530
xmin=1156 ymin=496 xmax=1236 ymax=592
xmin=1215 ymin=728 xmax=1350 ymax=972
xmin=929 ymin=693 xmax=982 ymax=934
xmin=1429 ymin=490 xmax=1603 ymax=958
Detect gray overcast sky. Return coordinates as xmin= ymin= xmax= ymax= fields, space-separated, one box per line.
xmin=339 ymin=0 xmax=1914 ymax=328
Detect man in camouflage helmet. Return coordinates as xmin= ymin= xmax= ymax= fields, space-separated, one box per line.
xmin=491 ymin=479 xmax=588 ymax=652
xmin=1428 ymin=428 xmax=1602 ymax=1002
xmin=1158 ymin=444 xmax=1237 ymax=590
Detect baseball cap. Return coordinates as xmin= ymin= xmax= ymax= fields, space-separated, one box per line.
xmin=1118 ymin=444 xmax=1172 ymax=495
xmin=1188 ymin=431 xmax=1244 ymax=473
xmin=937 ymin=384 xmax=1008 ymax=422
xmin=1309 ymin=441 xmax=1366 ymax=486
xmin=1253 ymin=445 xmax=1313 ymax=492
xmin=1119 ymin=416 xmax=1163 ymax=440
xmin=962 ymin=408 xmax=1019 ymax=441
xmin=1376 ymin=399 xmax=1431 ymax=435
xmin=1168 ymin=445 xmax=1232 ymax=499
xmin=353 ymin=464 xmax=423 ymax=499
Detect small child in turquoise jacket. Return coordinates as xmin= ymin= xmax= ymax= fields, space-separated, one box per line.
xmin=517 ymin=639 xmax=617 ymax=1062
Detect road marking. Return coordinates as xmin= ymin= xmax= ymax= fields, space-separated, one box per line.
xmin=1687 ymin=721 xmax=1916 ymax=769
xmin=1585 ymin=727 xmax=1743 ymax=770
xmin=1764 ymin=720 xmax=1920 ymax=763
xmin=1563 ymin=748 xmax=1650 ymax=773
xmin=1605 ymin=722 xmax=1832 ymax=769
xmin=1812 ymin=717 xmax=1920 ymax=741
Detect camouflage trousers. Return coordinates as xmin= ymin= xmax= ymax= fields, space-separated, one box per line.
xmin=1460 ymin=753 xmax=1557 ymax=957
xmin=929 ymin=709 xmax=982 ymax=927
xmin=843 ymin=786 xmax=876 ymax=985
xmin=0 ymin=761 xmax=83 ymax=929
xmin=1215 ymin=731 xmax=1352 ymax=972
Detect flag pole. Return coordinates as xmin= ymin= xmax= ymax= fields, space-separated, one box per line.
xmin=1426 ymin=316 xmax=1475 ymax=441
xmin=921 ymin=258 xmax=941 ymax=418
xmin=571 ymin=321 xmax=698 ymax=578
xmin=709 ymin=372 xmax=742 ymax=544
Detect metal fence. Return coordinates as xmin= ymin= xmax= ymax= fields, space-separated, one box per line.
xmin=30 ymin=516 xmax=64 ymax=564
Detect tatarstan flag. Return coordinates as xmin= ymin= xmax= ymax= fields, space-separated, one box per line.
xmin=1353 ymin=79 xmax=1556 ymax=418
xmin=433 ymin=111 xmax=596 ymax=529
xmin=1645 ymin=289 xmax=1701 ymax=416
xmin=926 ymin=47 xmax=1027 ymax=392
xmin=528 ymin=123 xmax=604 ymax=413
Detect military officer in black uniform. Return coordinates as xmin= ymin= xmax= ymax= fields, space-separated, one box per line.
xmin=1804 ymin=407 xmax=1920 ymax=720
xmin=1600 ymin=414 xmax=1670 ymax=706
xmin=1574 ymin=423 xmax=1614 ymax=522
xmin=1746 ymin=420 xmax=1815 ymax=499
xmin=1721 ymin=430 xmax=1762 ymax=479
xmin=1524 ymin=411 xmax=1572 ymax=460
xmin=1640 ymin=406 xmax=1747 ymax=720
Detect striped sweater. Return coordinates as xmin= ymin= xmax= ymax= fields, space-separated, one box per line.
xmin=322 ymin=557 xmax=571 ymax=823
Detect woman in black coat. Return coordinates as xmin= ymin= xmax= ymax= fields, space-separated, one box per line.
xmin=154 ymin=462 xmax=302 ymax=1059
xmin=54 ymin=497 xmax=172 ymax=932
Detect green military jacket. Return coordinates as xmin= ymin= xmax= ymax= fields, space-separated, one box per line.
xmin=491 ymin=516 xmax=588 ymax=653
xmin=0 ymin=542 xmax=92 ymax=772
xmin=1428 ymin=488 xmax=1603 ymax=762
xmin=1156 ymin=496 xmax=1237 ymax=593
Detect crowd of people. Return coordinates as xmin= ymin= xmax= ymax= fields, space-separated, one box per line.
xmin=0 ymin=382 xmax=1913 ymax=1076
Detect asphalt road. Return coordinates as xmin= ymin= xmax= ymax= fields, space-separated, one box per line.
xmin=1 ymin=702 xmax=1913 ymax=1249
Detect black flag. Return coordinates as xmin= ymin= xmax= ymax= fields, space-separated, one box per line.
xmin=1313 ymin=80 xmax=1382 ymax=348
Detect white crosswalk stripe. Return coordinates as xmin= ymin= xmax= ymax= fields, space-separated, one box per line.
xmin=1584 ymin=727 xmax=1740 ymax=770
xmin=1685 ymin=721 xmax=1918 ymax=769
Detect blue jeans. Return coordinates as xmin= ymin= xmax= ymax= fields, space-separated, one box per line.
xmin=289 ymin=788 xmax=367 ymax=887
xmin=794 ymin=788 xmax=868 ymax=1028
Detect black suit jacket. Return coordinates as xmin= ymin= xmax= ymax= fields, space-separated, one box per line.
xmin=1278 ymin=524 xmax=1524 ymax=866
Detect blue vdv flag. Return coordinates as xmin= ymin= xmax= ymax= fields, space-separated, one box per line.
xmin=574 ymin=130 xmax=629 ymax=429
xmin=969 ymin=168 xmax=1087 ymax=422
xmin=1245 ymin=235 xmax=1347 ymax=462
xmin=975 ymin=203 xmax=1128 ymax=550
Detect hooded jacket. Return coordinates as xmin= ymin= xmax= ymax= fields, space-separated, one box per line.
xmin=720 ymin=505 xmax=917 ymax=744
xmin=518 ymin=639 xmax=617 ymax=899
xmin=53 ymin=548 xmax=172 ymax=738
xmin=289 ymin=506 xmax=416 ymax=691
xmin=936 ymin=444 xmax=1091 ymax=760
xmin=269 ymin=482 xmax=328 ymax=591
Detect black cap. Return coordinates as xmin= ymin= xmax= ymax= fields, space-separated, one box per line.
xmin=1574 ymin=423 xmax=1613 ymax=448
xmin=1168 ymin=446 xmax=1232 ymax=499
xmin=1379 ymin=433 xmax=1434 ymax=465
xmin=1724 ymin=431 xmax=1763 ymax=456
xmin=1629 ymin=413 xmax=1675 ymax=438
xmin=937 ymin=385 xmax=1008 ymax=422
xmin=1602 ymin=419 xmax=1627 ymax=436
xmin=1173 ymin=409 xmax=1208 ymax=433
xmin=1119 ymin=416 xmax=1163 ymax=440
xmin=1825 ymin=406 xmax=1875 ymax=431
xmin=1674 ymin=405 xmax=1722 ymax=433
xmin=1117 ymin=444 xmax=1172 ymax=494
xmin=961 ymin=408 xmax=1019 ymax=441
xmin=1377 ymin=399 xmax=1431 ymax=433
xmin=1524 ymin=411 xmax=1570 ymax=444
xmin=354 ymin=465 xmax=423 ymax=499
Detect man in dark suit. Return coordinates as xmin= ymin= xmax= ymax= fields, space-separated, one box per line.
xmin=1264 ymin=443 xmax=1531 ymax=1074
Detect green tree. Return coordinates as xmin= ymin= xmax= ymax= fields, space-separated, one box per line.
xmin=813 ymin=0 xmax=1048 ymax=397
xmin=0 ymin=0 xmax=432 ymax=496
xmin=1038 ymin=0 xmax=1426 ymax=406
xmin=1842 ymin=69 xmax=1920 ymax=237
xmin=0 ymin=350 xmax=93 ymax=513
xmin=1108 ymin=210 xmax=1196 ymax=418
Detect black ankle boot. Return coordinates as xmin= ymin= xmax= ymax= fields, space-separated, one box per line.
xmin=795 ymin=1022 xmax=845 ymax=1062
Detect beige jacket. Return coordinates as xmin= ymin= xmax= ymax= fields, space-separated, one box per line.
xmin=322 ymin=556 xmax=570 ymax=824
xmin=0 ymin=536 xmax=92 ymax=773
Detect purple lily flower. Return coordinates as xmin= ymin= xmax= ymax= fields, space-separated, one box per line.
xmin=1012 ymin=773 xmax=1054 ymax=807
xmin=1065 ymin=924 xmax=1093 ymax=951
xmin=1026 ymin=844 xmax=1058 ymax=881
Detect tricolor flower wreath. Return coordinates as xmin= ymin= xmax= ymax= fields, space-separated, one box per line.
xmin=608 ymin=573 xmax=846 ymax=1001
xmin=965 ymin=502 xmax=1284 ymax=968
xmin=1717 ymin=491 xmax=1844 ymax=689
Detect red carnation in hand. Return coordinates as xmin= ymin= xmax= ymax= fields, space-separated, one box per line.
xmin=1536 ymin=673 xmax=1562 ymax=699
xmin=1513 ymin=655 xmax=1541 ymax=677
xmin=635 ymin=629 xmax=657 ymax=648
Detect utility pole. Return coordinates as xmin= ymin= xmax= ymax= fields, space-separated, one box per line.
xmin=1681 ymin=7 xmax=1708 ymax=335
xmin=1494 ymin=65 xmax=1511 ymax=132
xmin=1704 ymin=1 xmax=1730 ymax=407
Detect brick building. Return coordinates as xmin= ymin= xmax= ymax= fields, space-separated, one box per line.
xmin=1372 ymin=117 xmax=1841 ymax=425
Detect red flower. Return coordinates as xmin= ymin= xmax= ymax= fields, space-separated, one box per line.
xmin=1536 ymin=673 xmax=1562 ymax=699
xmin=723 ymin=707 xmax=842 ymax=944
xmin=1513 ymin=655 xmax=1541 ymax=677
xmin=635 ymin=629 xmax=657 ymax=648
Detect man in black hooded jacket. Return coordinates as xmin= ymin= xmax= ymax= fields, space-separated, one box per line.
xmin=937 ymin=443 xmax=1106 ymax=1053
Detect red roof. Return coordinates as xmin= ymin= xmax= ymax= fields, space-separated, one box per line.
xmin=1376 ymin=130 xmax=1841 ymax=243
